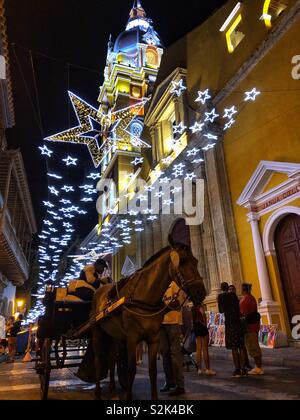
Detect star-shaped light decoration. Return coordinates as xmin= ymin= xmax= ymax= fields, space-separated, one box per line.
xmin=192 ymin=158 xmax=205 ymax=164
xmin=223 ymin=106 xmax=238 ymax=120
xmin=45 ymin=92 xmax=112 ymax=168
xmin=205 ymin=109 xmax=220 ymax=123
xmin=170 ymin=79 xmax=187 ymax=97
xmin=63 ymin=156 xmax=78 ymax=167
xmin=61 ymin=186 xmax=74 ymax=193
xmin=39 ymin=145 xmax=53 ymax=157
xmin=195 ymin=89 xmax=212 ymax=105
xmin=43 ymin=201 xmax=55 ymax=208
xmin=48 ymin=186 xmax=59 ymax=196
xmin=185 ymin=172 xmax=197 ymax=181
xmin=224 ymin=119 xmax=236 ymax=131
xmin=131 ymin=157 xmax=144 ymax=166
xmin=204 ymin=133 xmax=218 ymax=141
xmin=159 ymin=177 xmax=171 ymax=184
xmin=161 ymin=156 xmax=173 ymax=165
xmin=190 ymin=122 xmax=205 ymax=134
xmin=202 ymin=144 xmax=216 ymax=152
xmin=245 ymin=88 xmax=261 ymax=102
xmin=87 ymin=173 xmax=101 ymax=180
xmin=48 ymin=173 xmax=62 ymax=180
xmin=173 ymin=122 xmax=187 ymax=135
xmin=187 ymin=148 xmax=201 ymax=157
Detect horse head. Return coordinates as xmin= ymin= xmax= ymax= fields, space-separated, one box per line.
xmin=168 ymin=235 xmax=207 ymax=306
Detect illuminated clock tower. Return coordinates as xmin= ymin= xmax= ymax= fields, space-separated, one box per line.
xmin=97 ymin=1 xmax=164 ymax=221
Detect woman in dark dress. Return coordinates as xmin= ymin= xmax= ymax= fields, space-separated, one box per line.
xmin=218 ymin=283 xmax=247 ymax=377
xmin=192 ymin=304 xmax=216 ymax=377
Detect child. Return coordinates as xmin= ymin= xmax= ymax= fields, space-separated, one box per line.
xmin=192 ymin=304 xmax=216 ymax=377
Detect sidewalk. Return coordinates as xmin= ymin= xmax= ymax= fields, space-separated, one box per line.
xmin=208 ymin=347 xmax=300 ymax=368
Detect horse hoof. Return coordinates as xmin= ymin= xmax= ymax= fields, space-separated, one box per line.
xmin=95 ymin=391 xmax=102 ymax=401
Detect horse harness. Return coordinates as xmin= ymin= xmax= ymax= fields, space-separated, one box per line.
xmin=116 ymin=249 xmax=189 ymax=318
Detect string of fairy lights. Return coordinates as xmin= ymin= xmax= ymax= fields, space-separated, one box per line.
xmin=26 ymin=78 xmax=261 ymax=324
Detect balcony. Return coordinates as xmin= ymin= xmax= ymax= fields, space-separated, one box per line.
xmin=0 ymin=150 xmax=37 ymax=286
xmin=0 ymin=203 xmax=29 ymax=285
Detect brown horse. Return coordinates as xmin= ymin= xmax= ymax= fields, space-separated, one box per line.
xmin=92 ymin=237 xmax=207 ymax=400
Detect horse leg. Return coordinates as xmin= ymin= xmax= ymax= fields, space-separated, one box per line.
xmin=148 ymin=336 xmax=160 ymax=401
xmin=93 ymin=327 xmax=102 ymax=400
xmin=126 ymin=335 xmax=139 ymax=401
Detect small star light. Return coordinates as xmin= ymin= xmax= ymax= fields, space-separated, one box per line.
xmin=173 ymin=122 xmax=187 ymax=135
xmin=49 ymin=186 xmax=59 ymax=196
xmin=155 ymin=191 xmax=165 ymax=198
xmin=245 ymin=88 xmax=261 ymax=102
xmin=190 ymin=122 xmax=205 ymax=134
xmin=43 ymin=201 xmax=55 ymax=208
xmin=62 ymin=186 xmax=74 ymax=193
xmin=173 ymin=169 xmax=184 ymax=178
xmin=204 ymin=133 xmax=218 ymax=141
xmin=138 ymin=195 xmax=148 ymax=202
xmin=81 ymin=198 xmax=93 ymax=202
xmin=63 ymin=222 xmax=72 ymax=228
xmin=159 ymin=177 xmax=171 ymax=184
xmin=174 ymin=163 xmax=186 ymax=171
xmin=185 ymin=172 xmax=197 ymax=181
xmin=44 ymin=220 xmax=53 ymax=226
xmin=224 ymin=119 xmax=236 ymax=131
xmin=87 ymin=173 xmax=101 ymax=180
xmin=205 ymin=109 xmax=220 ymax=123
xmin=170 ymin=79 xmax=187 ymax=97
xmin=48 ymin=173 xmax=62 ymax=180
xmin=195 ymin=89 xmax=212 ymax=105
xmin=202 ymin=144 xmax=216 ymax=152
xmin=187 ymin=148 xmax=200 ymax=157
xmin=192 ymin=158 xmax=204 ymax=164
xmin=163 ymin=200 xmax=174 ymax=206
xmin=223 ymin=106 xmax=238 ymax=120
xmin=148 ymin=215 xmax=158 ymax=221
xmin=161 ymin=156 xmax=173 ymax=165
xmin=131 ymin=157 xmax=144 ymax=166
xmin=60 ymin=199 xmax=71 ymax=205
xmin=39 ymin=145 xmax=53 ymax=157
xmin=63 ymin=156 xmax=78 ymax=166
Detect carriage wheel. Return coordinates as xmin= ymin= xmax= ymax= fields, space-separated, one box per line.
xmin=117 ymin=347 xmax=128 ymax=391
xmin=39 ymin=339 xmax=51 ymax=401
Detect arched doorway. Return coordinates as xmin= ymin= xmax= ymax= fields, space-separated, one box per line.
xmin=171 ymin=218 xmax=191 ymax=247
xmin=275 ymin=214 xmax=300 ymax=320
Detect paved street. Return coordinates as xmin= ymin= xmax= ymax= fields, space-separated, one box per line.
xmin=0 ymin=357 xmax=300 ymax=400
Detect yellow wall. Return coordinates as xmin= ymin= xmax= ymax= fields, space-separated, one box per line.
xmin=187 ymin=0 xmax=300 ymax=333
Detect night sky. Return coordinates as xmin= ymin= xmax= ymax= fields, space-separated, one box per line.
xmin=5 ymin=0 xmax=227 ymax=233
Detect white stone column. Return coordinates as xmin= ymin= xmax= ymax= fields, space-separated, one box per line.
xmin=248 ymin=213 xmax=274 ymax=304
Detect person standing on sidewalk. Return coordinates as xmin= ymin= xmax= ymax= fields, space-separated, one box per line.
xmin=160 ymin=282 xmax=185 ymax=397
xmin=240 ymin=283 xmax=264 ymax=376
xmin=7 ymin=315 xmax=23 ymax=363
xmin=218 ymin=283 xmax=247 ymax=378
xmin=192 ymin=304 xmax=216 ymax=377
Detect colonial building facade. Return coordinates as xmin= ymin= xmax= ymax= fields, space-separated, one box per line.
xmin=79 ymin=0 xmax=299 ymax=343
xmin=0 ymin=0 xmax=37 ymax=318
xmin=136 ymin=0 xmax=300 ymax=341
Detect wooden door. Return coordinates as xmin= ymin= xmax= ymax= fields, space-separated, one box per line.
xmin=275 ymin=214 xmax=300 ymax=320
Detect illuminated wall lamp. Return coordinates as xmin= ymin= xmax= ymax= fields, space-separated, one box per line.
xmin=226 ymin=14 xmax=243 ymax=54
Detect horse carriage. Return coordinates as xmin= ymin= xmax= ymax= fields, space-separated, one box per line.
xmin=35 ymin=240 xmax=207 ymax=401
xmin=35 ymin=286 xmax=127 ymax=400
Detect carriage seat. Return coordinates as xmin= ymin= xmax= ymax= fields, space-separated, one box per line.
xmin=55 ymin=280 xmax=96 ymax=303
